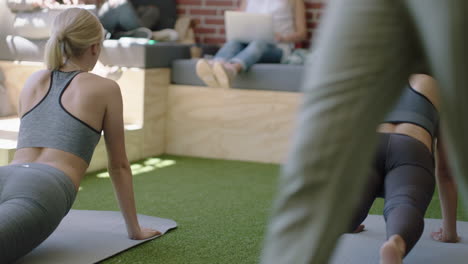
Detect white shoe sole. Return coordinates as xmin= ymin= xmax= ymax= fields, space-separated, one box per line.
xmin=213 ymin=62 xmax=231 ymax=89
xmin=196 ymin=59 xmax=219 ymax=88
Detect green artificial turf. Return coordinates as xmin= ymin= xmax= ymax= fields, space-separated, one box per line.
xmin=72 ymin=155 xmax=467 ymax=264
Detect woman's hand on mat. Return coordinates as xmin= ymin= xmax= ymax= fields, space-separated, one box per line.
xmin=352 ymin=224 xmax=365 ymax=233
xmin=130 ymin=227 xmax=161 ymax=240
xmin=431 ymin=228 xmax=460 ymax=243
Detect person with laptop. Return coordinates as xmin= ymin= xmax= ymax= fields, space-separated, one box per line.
xmin=196 ymin=0 xmax=307 ymax=88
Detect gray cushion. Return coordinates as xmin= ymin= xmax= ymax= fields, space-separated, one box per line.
xmin=171 ymin=59 xmax=303 ymax=92
xmin=100 ymin=39 xmax=191 ymax=68
xmin=0 ymin=2 xmax=15 ymax=61
xmin=1 ymin=36 xmax=191 ymax=68
xmin=3 ymin=35 xmax=47 ymax=62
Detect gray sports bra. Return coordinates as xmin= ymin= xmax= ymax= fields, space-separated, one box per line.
xmin=383 ymin=83 xmax=439 ymax=138
xmin=17 ymin=70 xmax=101 ymax=164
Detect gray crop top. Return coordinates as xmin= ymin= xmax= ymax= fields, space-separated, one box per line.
xmin=17 ymin=70 xmax=101 ymax=164
xmin=383 ymin=83 xmax=439 ymax=138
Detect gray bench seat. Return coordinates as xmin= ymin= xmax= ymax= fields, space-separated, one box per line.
xmin=99 ymin=39 xmax=191 ymax=68
xmin=2 ymin=36 xmax=191 ymax=68
xmin=171 ymin=59 xmax=303 ymax=92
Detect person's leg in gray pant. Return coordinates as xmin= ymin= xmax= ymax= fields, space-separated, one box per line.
xmin=260 ymin=0 xmax=468 ymax=263
xmin=407 ymin=1 xmax=468 ymax=204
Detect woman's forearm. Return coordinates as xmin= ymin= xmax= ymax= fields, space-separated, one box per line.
xmin=437 ymin=168 xmax=458 ymax=240
xmin=436 ymin=137 xmax=459 ymax=241
xmin=109 ymin=165 xmax=141 ymax=238
xmin=280 ymin=31 xmax=307 ymax=43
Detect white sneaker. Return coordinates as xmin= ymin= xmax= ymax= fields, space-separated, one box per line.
xmin=213 ymin=62 xmax=236 ymax=89
xmin=152 ymin=29 xmax=179 ymax=42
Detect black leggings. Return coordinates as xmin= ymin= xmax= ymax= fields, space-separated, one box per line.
xmin=350 ymin=133 xmax=435 ymax=255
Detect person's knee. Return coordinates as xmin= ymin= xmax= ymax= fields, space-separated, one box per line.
xmin=383 ymin=199 xmax=424 ymax=221
xmin=248 ymin=40 xmax=268 ymax=51
xmin=223 ymin=40 xmax=243 ymax=49
xmin=136 ymin=5 xmax=160 ymax=29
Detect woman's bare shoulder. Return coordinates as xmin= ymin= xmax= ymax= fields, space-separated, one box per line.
xmin=21 ymin=69 xmax=51 ymax=94
xmin=25 ymin=69 xmax=50 ymax=84
xmin=409 ymin=74 xmax=440 ymax=110
xmin=74 ymin=72 xmax=120 ymax=94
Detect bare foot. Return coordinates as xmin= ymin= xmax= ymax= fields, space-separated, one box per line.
xmin=379 ymin=235 xmax=405 ymax=264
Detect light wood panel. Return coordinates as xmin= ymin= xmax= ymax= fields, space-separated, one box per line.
xmin=142 ymin=69 xmax=169 ymax=158
xmin=87 ymin=127 xmax=144 ymax=172
xmin=0 ymin=61 xmax=42 ymax=166
xmin=0 ymin=148 xmax=15 ymax=166
xmin=0 ymin=61 xmax=44 ymax=115
xmin=165 ymin=85 xmax=301 ymax=163
xmin=118 ymin=69 xmax=145 ymax=127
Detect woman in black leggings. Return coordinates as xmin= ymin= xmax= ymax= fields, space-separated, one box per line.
xmin=350 ymin=74 xmax=459 ymax=264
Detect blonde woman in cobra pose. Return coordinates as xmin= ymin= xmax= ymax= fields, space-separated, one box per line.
xmin=0 ymin=8 xmax=159 ymax=263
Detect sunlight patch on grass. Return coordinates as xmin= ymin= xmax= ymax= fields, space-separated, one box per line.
xmin=96 ymin=157 xmax=176 ymax=178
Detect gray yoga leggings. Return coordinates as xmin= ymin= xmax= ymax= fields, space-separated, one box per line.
xmin=350 ymin=133 xmax=435 ymax=255
xmin=0 ymin=163 xmax=76 ymax=263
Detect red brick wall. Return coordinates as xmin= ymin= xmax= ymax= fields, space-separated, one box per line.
xmin=176 ymin=0 xmax=325 ymax=48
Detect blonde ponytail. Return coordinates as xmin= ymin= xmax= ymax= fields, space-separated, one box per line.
xmin=44 ymin=8 xmax=103 ymax=70
xmin=45 ymin=32 xmax=65 ymax=70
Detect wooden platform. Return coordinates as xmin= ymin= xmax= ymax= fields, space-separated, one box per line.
xmin=0 ymin=60 xmax=301 ymax=171
xmin=0 ymin=118 xmax=17 ymax=167
xmin=165 ymin=85 xmax=300 ymax=163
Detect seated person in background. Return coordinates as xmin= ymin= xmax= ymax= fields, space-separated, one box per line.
xmin=97 ymin=0 xmax=161 ymax=39
xmin=350 ymin=74 xmax=459 ymax=264
xmin=196 ymin=0 xmax=307 ymax=88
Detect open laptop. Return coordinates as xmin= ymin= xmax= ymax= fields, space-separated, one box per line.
xmin=224 ymin=11 xmax=275 ymax=43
